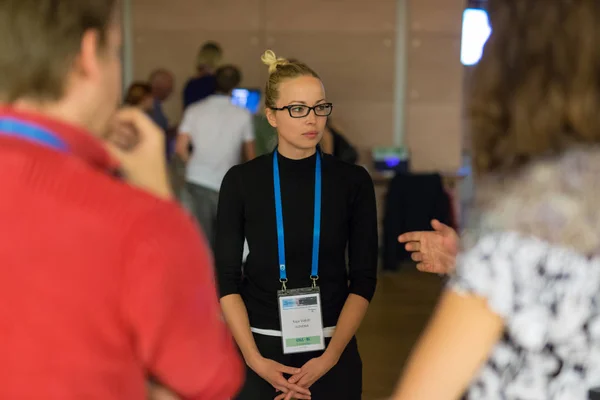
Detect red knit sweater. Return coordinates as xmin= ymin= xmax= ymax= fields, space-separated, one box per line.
xmin=0 ymin=108 xmax=243 ymax=399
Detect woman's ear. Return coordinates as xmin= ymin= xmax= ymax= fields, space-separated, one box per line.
xmin=265 ymin=108 xmax=277 ymax=128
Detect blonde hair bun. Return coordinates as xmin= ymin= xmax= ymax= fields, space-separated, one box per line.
xmin=261 ymin=50 xmax=288 ymax=74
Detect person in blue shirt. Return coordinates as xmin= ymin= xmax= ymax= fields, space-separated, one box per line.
xmin=148 ymin=69 xmax=174 ymax=131
xmin=148 ymin=68 xmax=175 ymax=159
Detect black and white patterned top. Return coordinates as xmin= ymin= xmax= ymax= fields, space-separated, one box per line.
xmin=449 ymin=231 xmax=600 ymax=399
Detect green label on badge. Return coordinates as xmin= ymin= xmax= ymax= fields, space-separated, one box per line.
xmin=285 ymin=336 xmax=322 ymax=347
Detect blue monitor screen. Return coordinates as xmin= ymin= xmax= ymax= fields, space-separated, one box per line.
xmin=461 ymin=8 xmax=492 ymax=66
xmin=231 ymin=88 xmax=262 ymax=114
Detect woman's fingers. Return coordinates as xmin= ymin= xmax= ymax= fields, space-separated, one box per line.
xmin=274 ymin=385 xmax=289 ymax=394
xmin=288 ymin=383 xmax=311 ymax=396
xmin=296 ymin=372 xmax=315 ymax=388
xmin=288 ymin=370 xmax=308 ymax=384
xmin=416 ymin=263 xmax=435 ymax=273
xmin=274 ymin=392 xmax=311 ymax=400
xmin=405 ymin=242 xmax=421 ymax=252
xmin=284 ymin=391 xmax=295 ymax=400
xmin=276 ymin=363 xmax=301 ymax=375
xmin=398 ymin=231 xmax=425 ymax=243
xmin=275 ymin=377 xmax=310 ymax=396
xmin=411 ymin=252 xmax=423 ymax=262
xmin=290 ymin=391 xmax=311 ymax=400
xmin=431 ymin=219 xmax=452 ymax=235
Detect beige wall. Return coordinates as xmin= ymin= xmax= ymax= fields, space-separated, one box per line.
xmin=405 ymin=0 xmax=464 ymax=172
xmin=131 ymin=0 xmax=398 ymax=154
xmin=130 ymin=0 xmax=465 ymax=171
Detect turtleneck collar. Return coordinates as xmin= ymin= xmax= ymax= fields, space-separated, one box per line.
xmin=275 ymin=147 xmax=321 ymax=172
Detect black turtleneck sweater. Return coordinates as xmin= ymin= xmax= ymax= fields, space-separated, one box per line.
xmin=215 ymin=151 xmax=378 ymax=330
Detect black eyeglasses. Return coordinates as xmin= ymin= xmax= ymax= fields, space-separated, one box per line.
xmin=271 ymin=103 xmax=333 ymax=118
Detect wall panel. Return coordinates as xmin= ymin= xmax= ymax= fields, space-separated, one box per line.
xmin=405 ymin=0 xmax=464 ymax=172
xmin=130 ymin=0 xmax=466 ymax=168
xmin=131 ymin=0 xmax=398 ymax=151
xmin=264 ymin=0 xmax=396 ymax=33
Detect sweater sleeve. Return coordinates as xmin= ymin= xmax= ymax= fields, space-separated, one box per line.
xmin=215 ymin=165 xmax=246 ymax=298
xmin=347 ymin=166 xmax=379 ymax=301
xmin=121 ymin=202 xmax=243 ymax=400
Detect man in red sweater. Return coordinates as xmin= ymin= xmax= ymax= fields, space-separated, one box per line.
xmin=0 ymin=1 xmax=243 ymax=399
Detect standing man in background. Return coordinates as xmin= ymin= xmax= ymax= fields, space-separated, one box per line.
xmin=176 ymin=65 xmax=255 ymax=250
xmin=149 ymin=68 xmax=175 ymax=132
xmin=183 ymin=41 xmax=223 ymax=109
xmin=149 ymin=68 xmax=176 ymax=158
xmin=149 ymin=68 xmax=182 ymax=196
xmin=0 ymin=1 xmax=243 ymax=399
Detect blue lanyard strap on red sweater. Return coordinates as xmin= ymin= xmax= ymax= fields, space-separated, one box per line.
xmin=273 ymin=149 xmax=322 ymax=290
xmin=0 ymin=118 xmax=68 ymax=152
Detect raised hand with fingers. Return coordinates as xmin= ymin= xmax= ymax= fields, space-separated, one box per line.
xmin=248 ymin=356 xmax=312 ymax=399
xmin=398 ymin=219 xmax=459 ymax=275
xmin=104 ymin=107 xmax=173 ymax=200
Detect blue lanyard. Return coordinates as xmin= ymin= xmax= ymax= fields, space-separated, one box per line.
xmin=273 ymin=150 xmax=322 ymax=289
xmin=0 ymin=118 xmax=68 ymax=152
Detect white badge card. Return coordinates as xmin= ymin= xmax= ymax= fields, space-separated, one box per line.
xmin=277 ymin=287 xmax=326 ymax=354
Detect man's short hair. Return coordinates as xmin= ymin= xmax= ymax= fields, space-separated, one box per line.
xmin=148 ymin=69 xmax=174 ymax=85
xmin=196 ymin=41 xmax=223 ymax=69
xmin=0 ymin=0 xmax=118 ymax=102
xmin=215 ymin=65 xmax=242 ymax=94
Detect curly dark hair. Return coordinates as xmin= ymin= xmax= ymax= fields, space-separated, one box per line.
xmin=124 ymin=82 xmax=152 ymax=107
xmin=470 ymin=0 xmax=600 ymax=175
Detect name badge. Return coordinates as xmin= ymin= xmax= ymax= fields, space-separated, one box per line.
xmin=277 ymin=287 xmax=325 ymax=354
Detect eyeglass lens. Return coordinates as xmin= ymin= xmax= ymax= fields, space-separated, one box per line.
xmin=289 ymin=104 xmax=332 ymax=118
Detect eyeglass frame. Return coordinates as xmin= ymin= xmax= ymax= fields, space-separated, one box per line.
xmin=270 ymin=102 xmax=334 ymax=118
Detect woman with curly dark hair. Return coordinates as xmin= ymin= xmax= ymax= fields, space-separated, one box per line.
xmin=124 ymin=81 xmax=153 ymax=112
xmin=392 ymin=1 xmax=600 ymax=398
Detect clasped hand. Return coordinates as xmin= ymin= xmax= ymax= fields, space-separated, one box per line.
xmin=274 ymin=354 xmax=337 ymax=400
xmin=249 ymin=353 xmax=337 ymax=400
xmin=249 ymin=356 xmax=311 ymax=399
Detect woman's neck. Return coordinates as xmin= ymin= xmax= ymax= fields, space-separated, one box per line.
xmin=277 ymin=138 xmax=317 ymax=160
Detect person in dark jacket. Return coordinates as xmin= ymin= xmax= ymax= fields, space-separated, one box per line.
xmin=183 ymin=41 xmax=223 ymax=109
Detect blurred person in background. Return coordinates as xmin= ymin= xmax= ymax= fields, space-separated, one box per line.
xmin=183 ymin=41 xmax=223 ymax=109
xmin=149 ymin=68 xmax=174 ymax=133
xmin=392 ymin=1 xmax=600 ymax=398
xmin=176 ymin=64 xmax=255 ymax=250
xmin=173 ymin=42 xmax=224 ymax=199
xmin=253 ymin=95 xmax=278 ymax=156
xmin=216 ymin=50 xmax=377 ymax=400
xmin=0 ymin=1 xmax=242 ymax=399
xmin=149 ymin=68 xmax=176 ymax=159
xmin=321 ymin=119 xmax=359 ymax=164
xmin=124 ymin=81 xmax=153 ymax=113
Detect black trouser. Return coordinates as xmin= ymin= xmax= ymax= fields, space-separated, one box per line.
xmin=235 ymin=333 xmax=362 ymax=400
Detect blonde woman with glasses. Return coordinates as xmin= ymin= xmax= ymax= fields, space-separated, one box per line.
xmin=215 ymin=50 xmax=378 ymax=400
